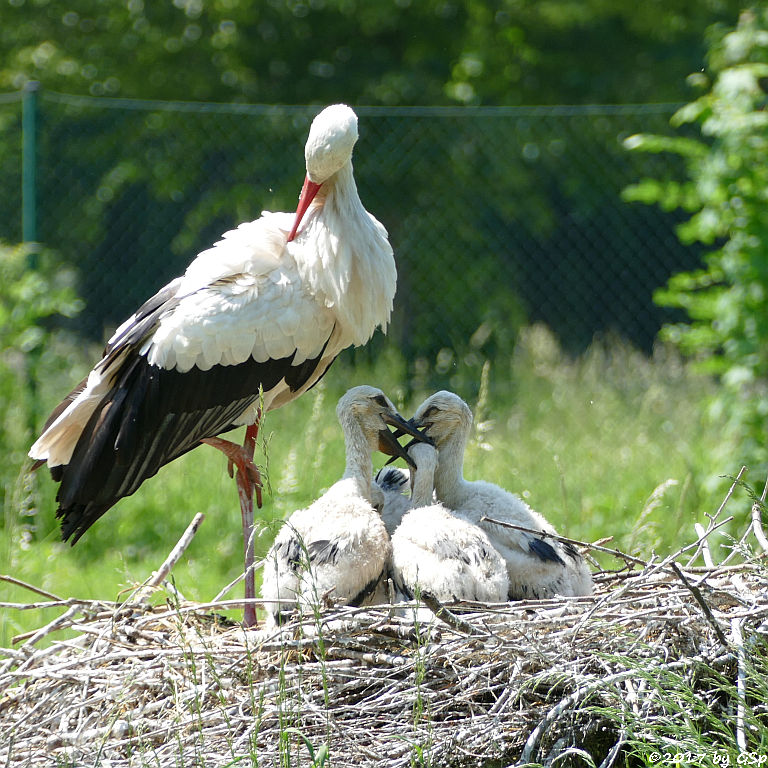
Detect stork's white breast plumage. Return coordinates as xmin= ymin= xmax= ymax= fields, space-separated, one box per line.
xmin=389 ymin=442 xmax=509 ymax=605
xmin=260 ymin=386 xmax=426 ymax=626
xmin=137 ymin=216 xmax=337 ymax=375
xmin=28 ymin=104 xmax=396 ymax=569
xmin=411 ymin=391 xmax=594 ymax=600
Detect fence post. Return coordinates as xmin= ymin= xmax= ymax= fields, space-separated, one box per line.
xmin=22 ymin=80 xmax=39 ymax=253
xmin=21 ymin=81 xmax=42 ymax=455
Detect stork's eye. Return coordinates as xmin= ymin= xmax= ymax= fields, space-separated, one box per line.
xmin=373 ymin=394 xmax=389 ymax=408
xmin=422 ymin=406 xmax=439 ymax=418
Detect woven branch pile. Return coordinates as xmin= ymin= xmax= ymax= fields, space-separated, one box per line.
xmin=2 ymin=479 xmax=768 ymax=767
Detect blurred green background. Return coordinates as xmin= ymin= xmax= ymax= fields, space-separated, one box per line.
xmin=2 ymin=1 xmax=768 ymax=640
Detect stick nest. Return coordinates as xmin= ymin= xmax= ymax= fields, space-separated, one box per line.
xmin=2 ymin=492 xmax=768 ymax=766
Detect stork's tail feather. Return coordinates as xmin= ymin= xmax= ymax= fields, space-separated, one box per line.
xmin=57 ymin=500 xmax=112 ymax=544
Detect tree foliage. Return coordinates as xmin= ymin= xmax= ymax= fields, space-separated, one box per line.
xmin=0 ymin=0 xmax=743 ymax=106
xmin=0 ymin=242 xmax=83 ymax=524
xmin=0 ymin=0 xmax=748 ymax=385
xmin=624 ymin=7 xmax=768 ymax=464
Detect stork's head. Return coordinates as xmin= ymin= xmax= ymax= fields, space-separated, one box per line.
xmin=287 ymin=104 xmax=359 ymax=242
xmin=411 ymin=391 xmax=473 ymax=450
xmin=305 ymin=104 xmax=358 ymax=184
xmin=336 ymin=385 xmax=430 ymax=468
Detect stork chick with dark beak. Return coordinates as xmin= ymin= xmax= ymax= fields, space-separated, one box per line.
xmin=411 ymin=391 xmax=593 ymax=599
xmin=260 ymin=386 xmax=430 ymax=626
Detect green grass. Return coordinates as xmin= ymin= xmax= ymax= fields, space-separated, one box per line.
xmin=0 ymin=325 xmax=747 ymax=649
xmin=588 ymin=636 xmax=768 ymax=763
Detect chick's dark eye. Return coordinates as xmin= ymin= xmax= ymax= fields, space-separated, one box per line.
xmin=373 ymin=394 xmax=388 ymax=408
xmin=423 ymin=406 xmax=439 ymax=418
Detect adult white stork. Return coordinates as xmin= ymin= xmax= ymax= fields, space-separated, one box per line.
xmin=260 ymin=386 xmax=427 ymax=626
xmin=411 ymin=392 xmax=594 ymax=600
xmin=28 ymin=104 xmax=396 ymax=626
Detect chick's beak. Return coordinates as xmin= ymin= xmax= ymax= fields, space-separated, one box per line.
xmin=378 ymin=428 xmax=415 ymax=468
xmin=384 ymin=412 xmax=433 ymax=445
xmin=378 ymin=412 xmax=433 ymax=469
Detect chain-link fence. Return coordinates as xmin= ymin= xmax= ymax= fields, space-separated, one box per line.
xmin=0 ymin=90 xmax=698 ymax=366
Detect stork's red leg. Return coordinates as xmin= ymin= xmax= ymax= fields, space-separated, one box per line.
xmin=202 ymin=417 xmax=262 ymax=627
xmin=201 ymin=428 xmax=262 ymax=508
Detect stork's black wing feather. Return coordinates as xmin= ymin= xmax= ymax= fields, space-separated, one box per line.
xmin=349 ymin=571 xmax=385 ymax=607
xmin=374 ymin=467 xmax=409 ymax=493
xmin=42 ymin=275 xmax=335 ymax=543
xmin=102 ymin=278 xmax=183 ymax=364
xmin=55 ymin=342 xmax=333 ymax=543
xmin=528 ymin=536 xmax=565 ymax=566
xmin=274 ymin=536 xmax=304 ymax=572
xmin=306 ymin=539 xmax=340 ymax=566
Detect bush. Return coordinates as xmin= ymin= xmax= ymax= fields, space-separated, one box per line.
xmin=0 ymin=242 xmax=83 ymax=534
xmin=623 ymin=8 xmax=768 ymax=467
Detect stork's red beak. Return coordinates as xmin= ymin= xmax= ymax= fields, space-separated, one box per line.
xmin=287 ymin=175 xmax=323 ymax=242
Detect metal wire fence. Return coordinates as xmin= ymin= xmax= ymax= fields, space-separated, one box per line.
xmin=0 ymin=90 xmax=699 ymax=369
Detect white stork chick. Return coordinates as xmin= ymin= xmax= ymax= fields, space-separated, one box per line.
xmin=412 ymin=392 xmax=593 ymax=600
xmin=28 ymin=105 xmax=395 ymax=626
xmin=390 ymin=442 xmax=509 ymax=606
xmin=260 ymin=386 xmax=426 ymax=626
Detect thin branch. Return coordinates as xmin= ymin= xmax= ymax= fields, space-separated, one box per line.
xmin=13 ymin=604 xmax=82 ymax=647
xmin=0 ymin=598 xmax=115 ymax=611
xmin=0 ymin=575 xmax=62 ymax=602
xmin=670 ymin=563 xmax=728 ymax=646
xmin=657 ymin=516 xmax=734 ymax=567
xmin=598 ymin=731 xmax=628 ymax=768
xmin=718 ymin=521 xmax=755 ymax=568
xmin=127 ymin=513 xmax=205 ymax=605
xmin=708 ymin=466 xmax=747 ymax=523
xmin=3 ymin=733 xmax=13 ymax=768
xmin=731 ymin=617 xmax=747 ymax=752
xmin=692 ymin=523 xmax=715 ymax=568
xmin=671 ymin=471 xmax=744 ymax=570
xmin=212 ymin=556 xmax=265 ymax=602
xmin=419 ymin=592 xmax=481 ymax=636
xmin=480 ymin=516 xmax=648 ymax=568
xmin=751 ymin=501 xmax=768 ymax=555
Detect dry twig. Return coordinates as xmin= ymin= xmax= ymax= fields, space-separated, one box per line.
xmin=731 ymin=617 xmax=747 ymax=752
xmin=479 ymin=517 xmax=648 ymax=569
xmin=0 ymin=576 xmax=61 ymax=603
xmin=127 ymin=513 xmax=206 ymax=605
xmin=670 ymin=562 xmax=729 ymax=646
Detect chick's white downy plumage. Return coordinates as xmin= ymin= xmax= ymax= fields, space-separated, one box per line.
xmin=412 ymin=391 xmax=593 ymax=600
xmin=390 ymin=442 xmax=509 ymax=605
xmin=260 ymin=386 xmax=426 ymax=626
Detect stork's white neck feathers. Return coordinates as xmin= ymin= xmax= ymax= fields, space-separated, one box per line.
xmin=290 ymin=161 xmax=395 ymax=347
